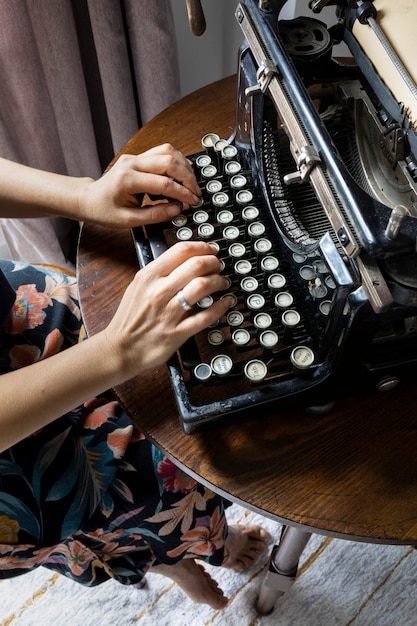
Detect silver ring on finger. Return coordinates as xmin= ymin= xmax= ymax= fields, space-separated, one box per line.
xmin=177 ymin=289 xmax=192 ymax=311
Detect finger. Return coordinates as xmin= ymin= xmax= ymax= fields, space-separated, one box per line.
xmin=177 ymin=296 xmax=233 ymax=335
xmin=132 ymin=171 xmax=201 ymax=207
xmin=174 ymin=273 xmax=229 ymax=315
xmin=146 ymin=241 xmax=219 ymax=280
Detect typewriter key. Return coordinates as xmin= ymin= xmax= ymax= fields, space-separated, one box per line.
xmin=221 ymin=144 xmax=238 ymax=160
xmin=201 ymin=133 xmax=220 ymax=151
xmin=254 ymin=312 xmax=273 ymax=329
xmin=319 ymin=300 xmax=332 ymax=315
xmin=227 ymin=310 xmax=245 ymax=327
xmin=217 ymin=209 xmax=234 ymax=224
xmin=254 ymin=238 xmax=273 ymax=254
xmin=224 ymin=160 xmax=242 ymax=175
xmin=212 ymin=191 xmax=230 ymax=208
xmin=172 ymin=214 xmax=187 ymax=227
xmin=241 ymin=206 xmax=260 ymax=222
xmin=208 ymin=329 xmax=225 ymax=346
xmin=201 ymin=164 xmax=217 ymax=179
xmin=290 ymin=346 xmax=315 ymax=370
xmin=299 ymin=265 xmax=315 ymax=280
xmin=232 ymin=328 xmax=251 ymax=347
xmin=206 ymin=179 xmax=223 ymax=194
xmin=241 ymin=276 xmax=259 ymax=293
xmin=223 ymin=225 xmax=240 ymax=241
xmin=211 ymin=354 xmax=233 ymax=376
xmin=275 ymin=291 xmax=294 ymax=309
xmin=176 ymin=227 xmax=193 ymax=241
xmin=221 ymin=293 xmax=238 ymax=307
xmin=198 ymin=223 xmax=215 ymax=239
xmin=214 ymin=139 xmax=229 ymax=155
xmin=197 ymin=295 xmax=214 ymax=309
xmin=260 ymin=330 xmax=279 ymax=349
xmin=230 ymin=174 xmax=247 ymax=190
xmin=195 ymin=154 xmax=212 ymax=168
xmin=235 ymin=189 xmax=254 ymax=206
xmin=247 ymin=293 xmax=266 ymax=310
xmin=282 ymin=309 xmax=301 ymax=327
xmin=194 ymin=362 xmax=213 ymax=382
xmin=268 ymin=273 xmax=286 ymax=290
xmin=261 ymin=256 xmax=279 ymax=272
xmin=244 ymin=359 xmax=267 ymax=382
xmin=234 ymin=259 xmax=252 ymax=275
xmin=228 ymin=242 xmax=246 ymax=258
xmin=193 ymin=210 xmax=209 ymax=224
xmin=248 ymin=222 xmax=266 ymax=238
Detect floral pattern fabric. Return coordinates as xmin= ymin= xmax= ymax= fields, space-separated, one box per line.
xmin=0 ymin=261 xmax=227 ymax=586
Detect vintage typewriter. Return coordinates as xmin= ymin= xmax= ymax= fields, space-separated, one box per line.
xmin=134 ymin=0 xmax=417 ymax=433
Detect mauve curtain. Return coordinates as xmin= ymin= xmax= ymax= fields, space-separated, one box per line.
xmin=0 ymin=0 xmax=181 ymax=269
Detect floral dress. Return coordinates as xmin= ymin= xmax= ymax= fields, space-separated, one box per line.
xmin=0 ymin=260 xmax=227 ymax=586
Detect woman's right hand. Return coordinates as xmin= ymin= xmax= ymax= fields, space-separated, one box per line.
xmin=103 ymin=241 xmax=232 ymax=380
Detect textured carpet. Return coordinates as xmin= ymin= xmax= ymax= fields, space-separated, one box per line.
xmin=1 ymin=503 xmax=417 ymax=626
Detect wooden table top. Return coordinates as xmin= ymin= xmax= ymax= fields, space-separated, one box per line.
xmin=77 ymin=75 xmax=417 ymax=545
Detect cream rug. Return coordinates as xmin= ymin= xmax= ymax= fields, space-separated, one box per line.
xmin=1 ymin=503 xmax=416 ymax=626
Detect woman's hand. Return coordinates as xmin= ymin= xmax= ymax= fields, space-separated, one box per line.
xmin=103 ymin=241 xmax=232 ymax=379
xmin=78 ymin=144 xmax=202 ymax=228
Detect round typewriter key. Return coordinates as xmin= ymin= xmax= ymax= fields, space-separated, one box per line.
xmin=268 ymin=273 xmax=286 ymax=290
xmin=206 ymin=179 xmax=223 ymax=194
xmin=260 ymin=330 xmax=279 ymax=349
xmin=299 ymin=265 xmax=315 ymax=280
xmin=232 ymin=328 xmax=251 ymax=347
xmin=208 ymin=329 xmax=225 ymax=346
xmin=228 ymin=242 xmax=246 ymax=258
xmin=221 ymin=292 xmax=238 ymax=307
xmin=212 ymin=191 xmax=229 ymax=208
xmin=244 ymin=359 xmax=267 ymax=382
xmin=193 ymin=210 xmax=209 ymax=224
xmin=190 ymin=197 xmax=204 ymax=208
xmin=290 ymin=345 xmax=315 ymax=370
xmin=201 ymin=164 xmax=217 ymax=179
xmin=223 ymin=225 xmax=240 ymax=241
xmin=234 ymin=259 xmax=252 ymax=275
xmin=235 ymin=189 xmax=253 ymax=205
xmin=254 ymin=238 xmax=273 ymax=254
xmin=247 ymin=221 xmax=266 ymax=238
xmin=221 ymin=144 xmax=238 ymax=160
xmin=198 ymin=223 xmax=215 ymax=239
xmin=172 ymin=214 xmax=187 ymax=227
xmin=247 ymin=293 xmax=265 ymax=310
xmin=293 ymin=252 xmax=307 ymax=264
xmin=319 ymin=300 xmax=332 ymax=315
xmin=261 ymin=256 xmax=279 ymax=272
xmin=214 ymin=139 xmax=229 ymax=154
xmin=230 ymin=174 xmax=247 ymax=190
xmin=207 ymin=241 xmax=220 ymax=253
xmin=217 ymin=209 xmax=234 ymax=224
xmin=195 ymin=154 xmax=212 ymax=168
xmin=314 ymin=259 xmax=328 ymax=273
xmin=227 ymin=310 xmax=245 ymax=327
xmin=282 ymin=309 xmax=301 ymax=327
xmin=176 ymin=226 xmax=193 ymax=241
xmin=241 ymin=206 xmax=259 ymax=222
xmin=325 ymin=275 xmax=336 ymax=290
xmin=197 ymin=295 xmax=214 ymax=309
xmin=275 ymin=291 xmax=294 ymax=309
xmin=241 ymin=276 xmax=259 ymax=292
xmin=254 ymin=312 xmax=273 ymax=329
xmin=202 ymin=133 xmax=220 ymax=150
xmin=211 ymin=354 xmax=233 ymax=376
xmin=224 ymin=160 xmax=242 ymax=175
xmin=194 ymin=362 xmax=213 ymax=381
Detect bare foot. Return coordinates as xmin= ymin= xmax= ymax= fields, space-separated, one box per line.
xmin=222 ymin=524 xmax=270 ymax=572
xmin=150 ymin=559 xmax=228 ymax=610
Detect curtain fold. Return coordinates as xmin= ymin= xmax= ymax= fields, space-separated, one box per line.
xmin=0 ymin=0 xmax=181 ymax=269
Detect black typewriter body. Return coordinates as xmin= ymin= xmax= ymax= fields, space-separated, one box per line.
xmin=134 ymin=0 xmax=417 ymax=433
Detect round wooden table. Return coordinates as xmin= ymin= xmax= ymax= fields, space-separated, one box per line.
xmin=77 ymin=75 xmax=417 ymax=613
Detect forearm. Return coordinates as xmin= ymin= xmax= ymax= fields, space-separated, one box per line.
xmin=0 ymin=330 xmax=127 ymax=453
xmin=0 ymin=157 xmax=91 ymax=220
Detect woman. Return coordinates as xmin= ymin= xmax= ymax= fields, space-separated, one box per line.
xmin=0 ymin=144 xmax=268 ymax=610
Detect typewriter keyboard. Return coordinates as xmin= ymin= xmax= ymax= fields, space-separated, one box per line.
xmin=134 ymin=133 xmax=345 ymax=431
